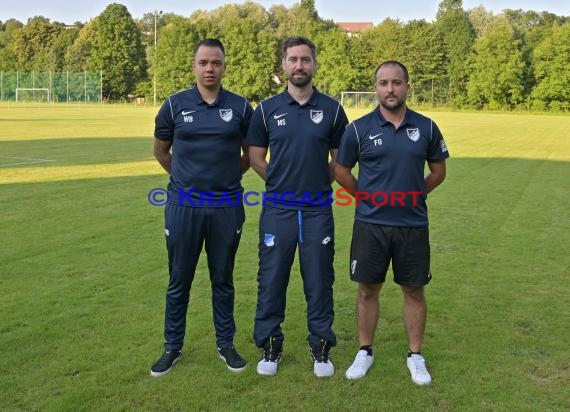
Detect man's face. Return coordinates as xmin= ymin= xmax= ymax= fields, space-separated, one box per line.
xmin=282 ymin=44 xmax=316 ymax=87
xmin=193 ymin=45 xmax=226 ymax=89
xmin=375 ymin=64 xmax=409 ymax=110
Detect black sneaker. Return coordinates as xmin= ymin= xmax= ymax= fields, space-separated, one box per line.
xmin=150 ymin=349 xmax=182 ymax=377
xmin=256 ymin=337 xmax=283 ymax=376
xmin=310 ymin=339 xmax=334 ymax=377
xmin=217 ymin=346 xmax=247 ymax=372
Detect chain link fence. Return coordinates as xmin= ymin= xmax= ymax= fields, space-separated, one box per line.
xmin=0 ymin=71 xmax=102 ymax=103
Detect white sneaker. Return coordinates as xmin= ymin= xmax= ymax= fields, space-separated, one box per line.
xmin=256 ymin=337 xmax=282 ymax=376
xmin=314 ymin=359 xmax=334 ymax=377
xmin=257 ymin=358 xmax=279 ymax=376
xmin=311 ymin=339 xmax=334 ymax=377
xmin=345 ymin=350 xmax=374 ymax=380
xmin=407 ymin=353 xmax=432 ymax=385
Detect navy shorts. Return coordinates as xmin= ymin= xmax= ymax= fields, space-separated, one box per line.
xmin=349 ymin=221 xmax=431 ymax=286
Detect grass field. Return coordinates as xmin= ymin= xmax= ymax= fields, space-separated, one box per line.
xmin=1 ymin=103 xmax=569 ymax=411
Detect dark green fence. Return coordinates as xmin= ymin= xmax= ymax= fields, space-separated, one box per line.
xmin=0 ymin=71 xmax=102 ymax=103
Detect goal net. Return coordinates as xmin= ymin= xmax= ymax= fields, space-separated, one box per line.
xmin=340 ymin=91 xmax=377 ymax=109
xmin=16 ymin=88 xmax=50 ymax=103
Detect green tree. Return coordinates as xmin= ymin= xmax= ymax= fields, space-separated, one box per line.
xmin=313 ymin=27 xmax=357 ymax=98
xmin=269 ymin=0 xmax=336 ymax=43
xmin=51 ymin=27 xmax=79 ymax=71
xmin=137 ymin=11 xmax=180 ymax=48
xmin=467 ymin=5 xmax=495 ymax=39
xmin=346 ymin=35 xmax=369 ymax=92
xmin=344 ymin=19 xmax=407 ymax=93
xmin=466 ymin=17 xmax=525 ymax=109
xmin=348 ymin=18 xmax=407 ymax=93
xmin=401 ymin=20 xmax=447 ymax=105
xmin=153 ymin=16 xmax=200 ymax=100
xmin=0 ymin=19 xmax=23 ymax=71
xmin=501 ymin=9 xmax=568 ymax=106
xmin=204 ymin=3 xmax=278 ymax=101
xmin=436 ymin=0 xmax=474 ymax=106
xmin=376 ymin=19 xmax=407 ymax=62
xmin=65 ymin=19 xmax=98 ymax=71
xmin=88 ymin=3 xmax=146 ymax=100
xmin=502 ymin=9 xmax=567 ymax=34
xmin=12 ymin=16 xmax=65 ymax=70
xmin=531 ymin=23 xmax=570 ymax=111
xmin=436 ymin=0 xmax=464 ymax=18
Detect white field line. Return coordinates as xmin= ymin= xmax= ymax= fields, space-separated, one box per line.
xmin=0 ymin=156 xmax=57 ymax=167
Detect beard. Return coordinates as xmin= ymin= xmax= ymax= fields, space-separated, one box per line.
xmin=288 ymin=71 xmax=313 ymax=87
xmin=380 ymin=95 xmax=405 ymax=110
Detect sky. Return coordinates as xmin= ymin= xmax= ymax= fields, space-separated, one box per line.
xmin=1 ymin=0 xmax=569 ymax=25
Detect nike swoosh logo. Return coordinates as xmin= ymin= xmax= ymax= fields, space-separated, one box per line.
xmin=369 ymin=133 xmax=383 ymax=139
xmin=181 ymin=110 xmax=196 ymax=115
xmin=273 ymin=113 xmax=287 ymax=119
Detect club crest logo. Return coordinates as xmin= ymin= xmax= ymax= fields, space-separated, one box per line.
xmin=220 ymin=109 xmax=233 ymax=122
xmin=407 ymin=128 xmax=420 ymax=142
xmin=310 ymin=110 xmax=323 ymax=124
xmin=264 ymin=233 xmax=275 ymax=247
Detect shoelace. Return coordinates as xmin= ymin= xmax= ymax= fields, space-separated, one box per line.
xmin=313 ymin=340 xmax=331 ymax=363
xmin=314 ymin=353 xmax=329 ymax=363
xmin=410 ymin=355 xmax=427 ymax=373
xmin=263 ymin=340 xmax=281 ymax=362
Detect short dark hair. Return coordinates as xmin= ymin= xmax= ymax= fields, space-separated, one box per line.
xmin=194 ymin=38 xmax=225 ymax=56
xmin=374 ymin=60 xmax=409 ymax=83
xmin=281 ymin=36 xmax=316 ymax=60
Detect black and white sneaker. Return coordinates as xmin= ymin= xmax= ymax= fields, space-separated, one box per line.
xmin=311 ymin=339 xmax=334 ymax=377
xmin=256 ymin=337 xmax=282 ymax=376
xmin=150 ymin=349 xmax=182 ymax=377
xmin=217 ymin=346 xmax=247 ymax=372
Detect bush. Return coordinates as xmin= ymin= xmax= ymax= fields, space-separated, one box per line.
xmin=549 ymin=100 xmax=562 ymax=112
xmin=531 ymin=99 xmax=546 ymax=111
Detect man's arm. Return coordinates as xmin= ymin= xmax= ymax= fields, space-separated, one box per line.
xmin=328 ymin=148 xmax=338 ymax=183
xmin=425 ymin=160 xmax=446 ymax=194
xmin=249 ymin=146 xmax=268 ymax=181
xmin=154 ymin=138 xmax=172 ymax=174
xmin=335 ymin=163 xmax=357 ymax=196
xmin=240 ymin=139 xmax=250 ymax=175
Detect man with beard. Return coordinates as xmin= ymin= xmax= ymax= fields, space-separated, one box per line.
xmin=247 ymin=36 xmax=348 ymax=377
xmin=335 ymin=61 xmax=449 ymax=384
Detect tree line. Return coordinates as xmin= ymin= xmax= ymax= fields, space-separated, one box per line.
xmin=0 ymin=0 xmax=568 ymax=110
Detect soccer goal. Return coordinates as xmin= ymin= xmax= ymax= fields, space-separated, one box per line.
xmin=15 ymin=88 xmax=51 ymax=103
xmin=340 ymin=91 xmax=377 ymax=109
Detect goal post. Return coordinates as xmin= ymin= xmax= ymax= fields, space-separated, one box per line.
xmin=340 ymin=91 xmax=377 ymax=109
xmin=3 ymin=71 xmax=102 ymax=103
xmin=15 ymin=88 xmax=50 ymax=103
